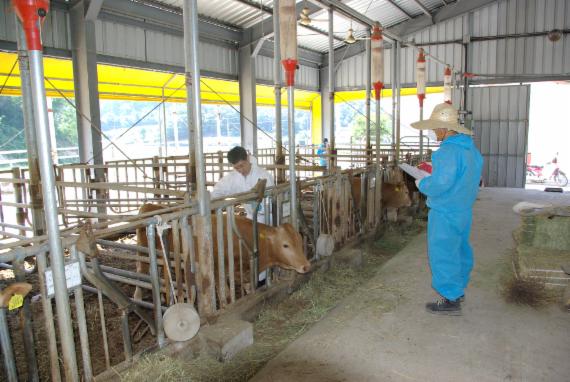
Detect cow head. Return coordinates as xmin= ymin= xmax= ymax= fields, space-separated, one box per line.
xmin=267 ymin=223 xmax=311 ymax=273
xmin=383 ymin=181 xmax=412 ymax=208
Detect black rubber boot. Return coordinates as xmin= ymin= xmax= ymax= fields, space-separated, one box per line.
xmin=426 ymin=297 xmax=462 ymax=316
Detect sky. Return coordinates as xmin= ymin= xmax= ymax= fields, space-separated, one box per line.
xmin=527 ymin=82 xmax=570 ymax=167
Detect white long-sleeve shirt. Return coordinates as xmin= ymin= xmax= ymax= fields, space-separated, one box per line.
xmin=211 ymin=156 xmax=274 ymax=221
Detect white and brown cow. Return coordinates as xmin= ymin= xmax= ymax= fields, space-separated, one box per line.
xmin=134 ymin=203 xmax=311 ymax=302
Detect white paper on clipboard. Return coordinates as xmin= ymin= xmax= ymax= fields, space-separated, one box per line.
xmin=399 ymin=163 xmax=430 ymax=180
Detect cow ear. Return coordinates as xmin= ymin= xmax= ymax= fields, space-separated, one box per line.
xmin=281 ymin=223 xmax=293 ymax=232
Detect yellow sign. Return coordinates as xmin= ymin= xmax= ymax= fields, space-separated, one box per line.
xmin=8 ymin=294 xmax=24 ymax=311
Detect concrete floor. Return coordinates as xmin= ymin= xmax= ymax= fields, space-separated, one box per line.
xmin=250 ymin=188 xmax=570 ymax=382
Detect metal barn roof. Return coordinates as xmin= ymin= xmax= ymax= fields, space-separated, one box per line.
xmin=133 ymin=0 xmax=454 ymax=52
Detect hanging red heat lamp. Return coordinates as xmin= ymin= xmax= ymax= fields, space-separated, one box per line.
xmin=416 ymin=48 xmax=426 ymax=107
xmin=280 ymin=0 xmax=298 ymax=87
xmin=371 ymin=22 xmax=384 ymax=100
xmin=444 ymin=66 xmax=453 ymax=104
xmin=12 ymin=0 xmax=50 ymax=51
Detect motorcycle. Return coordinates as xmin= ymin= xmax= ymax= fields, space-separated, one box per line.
xmin=526 ymin=161 xmax=568 ymax=187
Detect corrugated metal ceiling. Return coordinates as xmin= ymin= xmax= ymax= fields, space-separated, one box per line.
xmin=134 ymin=0 xmax=453 ymax=52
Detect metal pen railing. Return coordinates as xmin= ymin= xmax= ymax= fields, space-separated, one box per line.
xmin=0 ymin=160 xmax=398 ymax=380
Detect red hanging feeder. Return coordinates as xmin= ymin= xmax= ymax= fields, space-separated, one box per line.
xmin=416 ymin=49 xmax=426 ymax=108
xmin=279 ymin=0 xmax=298 ymax=87
xmin=12 ymin=0 xmax=49 ymax=51
xmin=371 ymin=22 xmax=384 ymax=101
xmin=444 ymin=66 xmax=453 ymax=104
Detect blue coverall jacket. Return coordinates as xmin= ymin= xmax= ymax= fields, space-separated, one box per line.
xmin=418 ymin=133 xmax=484 ymax=301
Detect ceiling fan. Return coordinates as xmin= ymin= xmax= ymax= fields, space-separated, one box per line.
xmin=343 ymin=24 xmax=370 ymax=44
xmin=298 ymin=4 xmax=328 ymax=26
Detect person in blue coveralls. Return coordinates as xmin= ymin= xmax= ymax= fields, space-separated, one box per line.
xmin=411 ymin=103 xmax=483 ymax=315
xmin=317 ymin=138 xmax=329 ymax=167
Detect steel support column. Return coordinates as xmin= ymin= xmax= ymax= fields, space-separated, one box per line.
xmin=391 ymin=43 xmax=397 ymax=150
xmin=238 ymin=45 xmax=258 ymax=155
xmin=15 ymin=19 xmax=45 ymax=237
xmin=70 ymin=0 xmax=103 ymax=167
xmin=273 ymin=0 xmax=284 ymax=183
xmin=70 ymin=0 xmax=107 ymax=221
xmin=327 ymin=7 xmax=335 ymax=169
xmin=365 ymin=31 xmax=372 ymax=164
xmin=13 ymin=1 xmax=79 ymax=378
xmin=395 ymin=42 xmax=402 ymax=163
xmin=183 ymin=0 xmax=216 ymax=315
xmin=320 ymin=66 xmax=331 ymax=141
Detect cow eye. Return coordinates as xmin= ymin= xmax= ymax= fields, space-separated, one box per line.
xmin=283 ymin=244 xmax=289 ymax=248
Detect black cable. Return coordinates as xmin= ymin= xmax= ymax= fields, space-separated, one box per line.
xmin=0 ymin=58 xmax=18 ymax=96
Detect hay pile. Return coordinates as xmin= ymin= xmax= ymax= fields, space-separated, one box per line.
xmin=512 ymin=204 xmax=570 ymax=286
xmin=501 ymin=203 xmax=570 ymax=308
xmin=501 ymin=275 xmax=557 ymax=308
xmin=121 ymin=222 xmax=423 ymax=382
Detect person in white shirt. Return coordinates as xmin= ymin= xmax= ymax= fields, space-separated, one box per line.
xmin=211 ymin=146 xmax=274 ymax=222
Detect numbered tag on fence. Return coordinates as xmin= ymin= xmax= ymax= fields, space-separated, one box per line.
xmin=282 ymin=202 xmax=291 ymax=217
xmin=45 ymin=261 xmax=81 ymax=298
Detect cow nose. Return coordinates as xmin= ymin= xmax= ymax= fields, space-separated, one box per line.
xmin=301 ymin=264 xmax=311 ymax=273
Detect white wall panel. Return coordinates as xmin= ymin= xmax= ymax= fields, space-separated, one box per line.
xmin=0 ymin=0 xmax=17 ymax=43
xmin=470 ymin=0 xmax=570 ymax=76
xmin=468 ymin=84 xmax=530 ymax=188
xmin=146 ymin=30 xmax=184 ymax=66
xmin=255 ymin=55 xmax=273 ymax=83
xmin=334 ymin=48 xmax=392 ymax=90
xmin=95 ymin=20 xmax=146 ymax=61
xmin=297 ymin=65 xmax=319 ymax=91
xmin=199 ymin=42 xmax=238 ymax=76
xmin=96 ymin=20 xmax=238 ymax=77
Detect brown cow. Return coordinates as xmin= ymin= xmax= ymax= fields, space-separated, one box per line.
xmin=134 ymin=203 xmax=311 ymax=302
xmin=350 ymin=176 xmax=412 ymax=209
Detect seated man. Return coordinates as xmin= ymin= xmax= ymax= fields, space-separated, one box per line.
xmin=211 ymin=146 xmax=274 ymax=223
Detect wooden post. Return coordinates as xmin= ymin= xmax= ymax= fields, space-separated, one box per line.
xmin=376 ymin=166 xmax=383 ymax=227
xmin=152 ymin=156 xmax=161 ymax=199
xmin=331 ymin=174 xmax=341 ymax=246
xmin=55 ymin=167 xmax=68 ymax=227
xmin=11 ymin=168 xmax=27 ymax=237
xmin=367 ymin=171 xmax=375 ymax=229
xmin=27 ymin=157 xmax=45 ymax=236
xmin=217 ymin=151 xmax=224 ymax=181
xmin=192 ymin=197 xmax=216 ymax=315
xmin=161 ymin=159 xmax=169 ymax=196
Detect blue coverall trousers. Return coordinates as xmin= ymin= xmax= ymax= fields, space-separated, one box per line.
xmin=427 ymin=208 xmax=474 ymax=301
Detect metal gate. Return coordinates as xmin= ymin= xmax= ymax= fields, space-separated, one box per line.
xmin=468 ymin=85 xmax=530 ymax=188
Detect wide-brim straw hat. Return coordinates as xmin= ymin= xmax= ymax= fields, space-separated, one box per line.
xmin=411 ymin=103 xmax=473 ymax=135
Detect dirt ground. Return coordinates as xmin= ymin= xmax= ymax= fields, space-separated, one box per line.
xmin=250 ymin=188 xmax=570 ymax=382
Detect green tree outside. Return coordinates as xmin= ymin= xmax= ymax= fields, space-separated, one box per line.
xmin=52 ymin=98 xmax=78 ymax=147
xmin=351 ymin=113 xmax=393 ymax=144
xmin=0 ymin=96 xmax=25 ymax=151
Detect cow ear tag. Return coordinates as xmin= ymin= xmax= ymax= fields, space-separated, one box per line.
xmin=395 ymin=186 xmax=400 ymax=192
xmin=8 ymin=294 xmax=24 ymax=311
